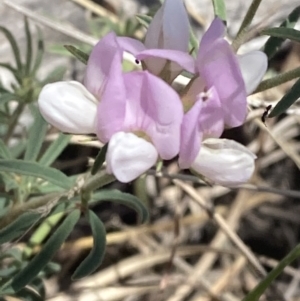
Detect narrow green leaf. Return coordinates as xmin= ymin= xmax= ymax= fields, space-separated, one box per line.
xmin=11 ymin=210 xmax=80 ymax=292
xmin=262 ymin=27 xmax=300 ymax=43
xmin=264 ymin=6 xmax=300 ymax=59
xmin=0 ymin=84 xmax=9 ymax=93
xmin=135 ymin=14 xmax=152 ymax=28
xmin=0 ymin=26 xmax=22 ymax=71
xmin=64 ymin=45 xmax=89 ymax=65
xmin=43 ymin=262 xmax=61 ymax=274
xmin=242 ymin=244 xmax=300 ymax=301
xmin=31 ymin=28 xmax=44 ymax=76
xmin=72 ymin=210 xmax=106 ymax=279
xmin=0 ymin=111 xmax=9 ymax=123
xmin=0 ymin=62 xmax=17 ymax=74
xmin=91 ymin=144 xmax=108 ymax=175
xmin=92 ymin=189 xmax=149 ymax=224
xmin=0 ymin=248 xmax=22 ymax=262
xmin=0 ymin=212 xmax=40 ymax=244
xmin=0 ymin=93 xmax=21 ymax=105
xmin=0 ymin=266 xmax=18 ymax=278
xmin=0 ymin=159 xmax=72 ymax=189
xmin=10 ymin=140 xmax=27 ymax=158
xmin=24 ymin=18 xmax=33 ymax=75
xmin=212 ymin=0 xmax=227 ymax=22
xmin=0 ymin=139 xmax=12 ymax=159
xmin=39 ymin=133 xmax=71 ymax=166
xmin=34 ymin=181 xmax=65 ymax=194
xmin=24 ymin=110 xmax=48 ymax=161
xmin=268 ymin=77 xmax=300 ymax=118
xmin=0 ymin=173 xmax=19 ymax=192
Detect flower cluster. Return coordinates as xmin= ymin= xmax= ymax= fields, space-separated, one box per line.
xmin=38 ymin=0 xmax=267 ymax=186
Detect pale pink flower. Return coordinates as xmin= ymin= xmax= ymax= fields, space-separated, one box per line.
xmin=179 ymin=18 xmax=267 ymax=169
xmin=38 ymin=32 xmax=184 ymax=182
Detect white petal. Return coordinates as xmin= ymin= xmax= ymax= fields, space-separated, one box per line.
xmin=38 ymin=81 xmax=97 ymax=134
xmin=238 ymin=51 xmax=268 ymax=94
xmin=106 ymin=132 xmax=158 ymax=183
xmin=191 ymin=138 xmax=256 ymax=187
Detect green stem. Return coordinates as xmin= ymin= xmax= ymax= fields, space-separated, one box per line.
xmin=0 ymin=192 xmax=62 ymax=230
xmin=0 ymin=172 xmax=115 ymax=230
xmin=232 ymin=0 xmax=263 ymax=51
xmin=254 ymin=66 xmax=300 ymax=93
xmin=81 ymin=171 xmax=116 ymax=207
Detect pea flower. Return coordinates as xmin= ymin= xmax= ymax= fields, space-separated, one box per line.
xmin=38 ymin=32 xmax=183 ymax=183
xmin=179 ymin=18 xmax=268 ymax=169
xmin=116 ymin=0 xmax=194 ymax=82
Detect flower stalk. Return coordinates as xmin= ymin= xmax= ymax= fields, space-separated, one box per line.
xmin=232 ymin=0 xmax=263 ymax=51
xmin=254 ymin=66 xmax=300 ymax=94
xmin=80 ymin=171 xmax=116 ymax=207
xmin=0 ymin=192 xmax=63 ymax=231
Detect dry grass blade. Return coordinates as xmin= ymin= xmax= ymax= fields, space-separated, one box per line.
xmin=71 ymin=0 xmax=118 ymax=23
xmin=254 ymin=115 xmax=300 ymax=169
xmin=174 ymin=180 xmax=266 ymax=277
xmin=70 ymin=0 xmax=145 ymax=39
xmin=48 ymin=286 xmax=158 ymax=301
xmin=73 ymin=245 xmax=236 ymax=291
xmin=4 ymin=1 xmax=97 ymax=45
xmin=3 ymin=1 xmax=137 ymax=65
xmin=63 ymin=211 xmax=225 ymax=250
xmin=192 ymin=256 xmax=247 ymax=301
xmin=166 ymin=184 xmax=266 ymax=301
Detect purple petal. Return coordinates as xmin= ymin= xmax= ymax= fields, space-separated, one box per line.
xmin=136 ymin=49 xmax=195 ymax=74
xmin=178 ymin=100 xmax=203 ymax=169
xmin=116 ymin=36 xmax=146 ymax=56
xmin=122 ymin=71 xmax=184 ymax=159
xmin=144 ymin=4 xmax=164 ymax=49
xmin=198 ymin=86 xmax=224 ymax=138
xmin=197 ymin=39 xmax=247 ymax=128
xmin=96 ymin=61 xmax=127 ymax=143
xmin=198 ymin=17 xmax=226 ymax=57
xmin=140 ymin=57 xmax=167 ymax=77
xmin=145 ymin=0 xmax=189 ymax=52
xmin=84 ymin=32 xmax=123 ymax=99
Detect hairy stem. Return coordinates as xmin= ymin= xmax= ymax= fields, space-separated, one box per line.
xmin=81 ymin=171 xmax=116 ymax=206
xmin=254 ymin=66 xmax=300 ymax=93
xmin=0 ymin=192 xmax=62 ymax=230
xmin=232 ymin=0 xmax=263 ymax=51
